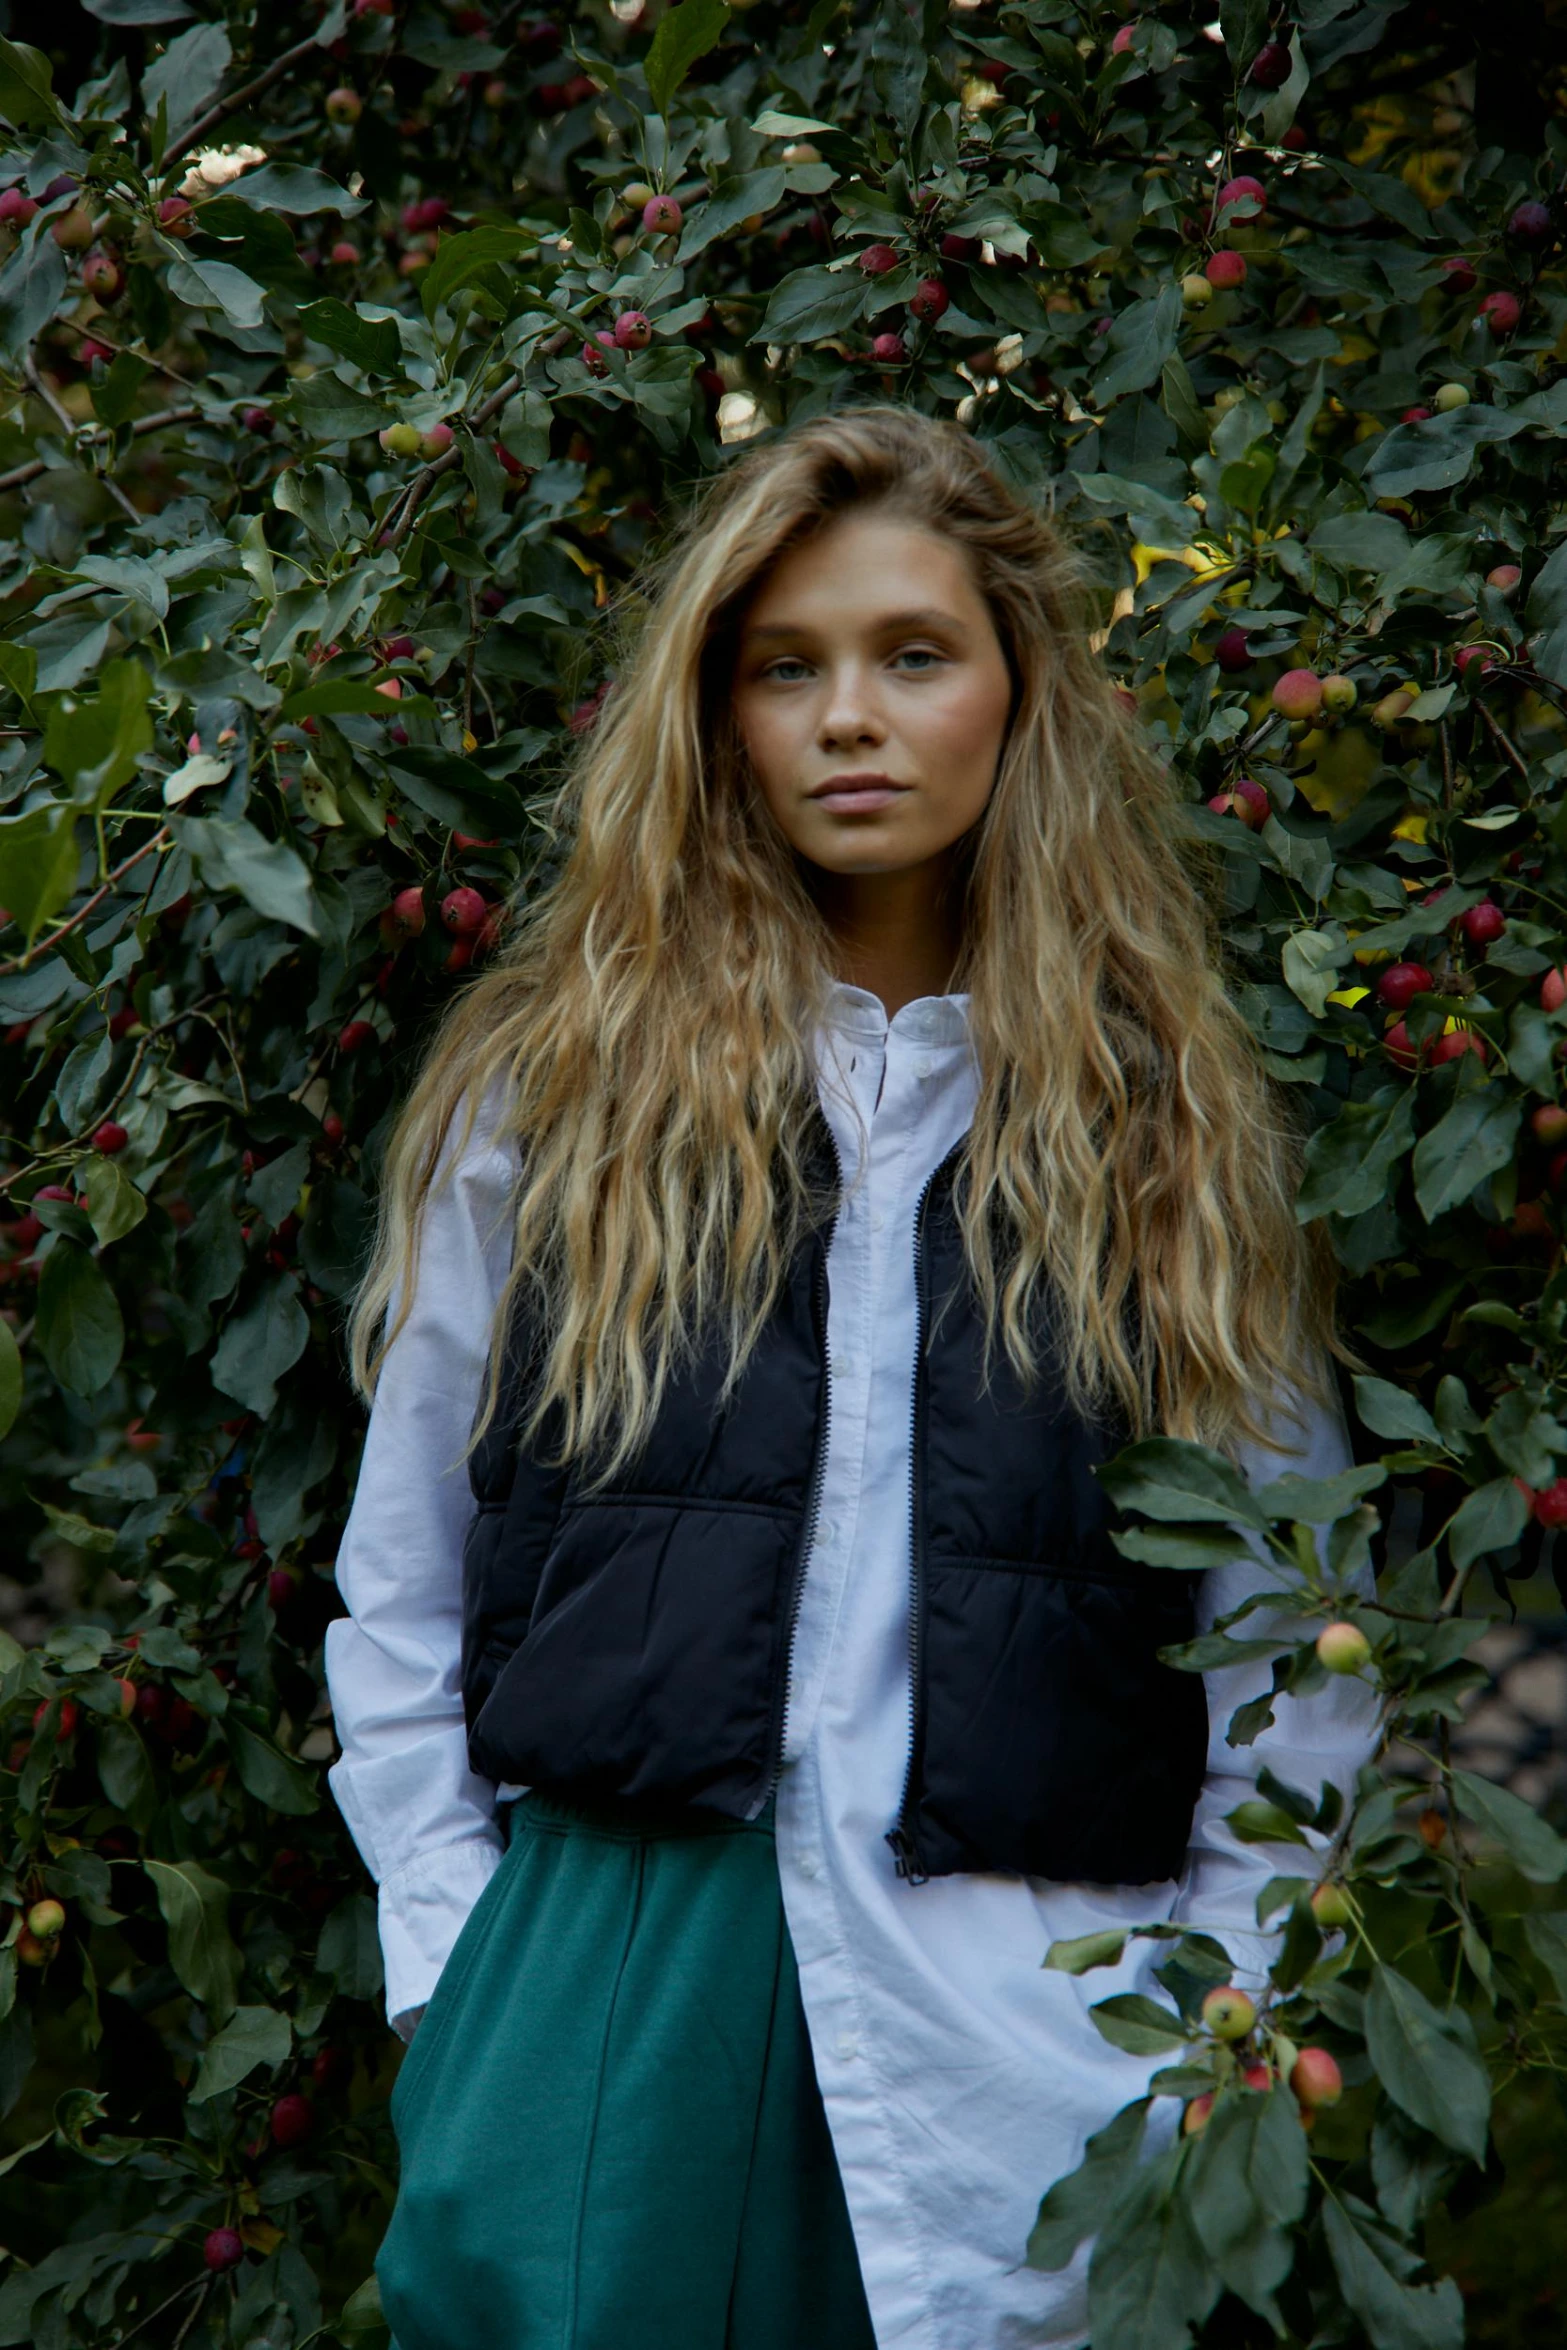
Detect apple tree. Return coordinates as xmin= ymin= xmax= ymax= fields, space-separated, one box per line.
xmin=1 ymin=1 xmax=1565 ymax=2343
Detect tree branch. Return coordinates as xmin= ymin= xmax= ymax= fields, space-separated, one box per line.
xmin=0 ymin=827 xmax=171 ymax=979
xmin=162 ymin=32 xmax=331 ymax=176
xmin=0 ymin=405 xmax=202 ymax=495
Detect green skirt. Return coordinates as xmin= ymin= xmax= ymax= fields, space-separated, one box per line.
xmin=377 ymin=1787 xmax=878 ymax=2350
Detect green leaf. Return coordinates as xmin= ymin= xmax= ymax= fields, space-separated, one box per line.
xmin=1450 ymin=1767 xmax=1567 ymax=1883
xmin=166 ymin=255 xmax=266 ymax=329
xmin=0 ymin=802 xmax=80 ymax=948
xmin=1187 ymin=2088 xmax=1306 ymax=2322
xmin=1043 ymin=1928 xmax=1129 ymax=1975
xmin=1296 ymin=1090 xmax=1417 ymax=1223
xmin=1225 ymin=1801 xmax=1310 ymax=1846
xmin=752 ymin=263 xmax=867 ymax=346
xmin=36 ymin=1240 xmax=124 ymax=1396
xmin=419 ymin=225 xmax=535 ymax=322
xmin=1252 ymin=1466 xmax=1386 ymax=1523
xmin=174 ymin=814 xmax=318 ymax=938
xmin=316 ymin=1895 xmax=385 ymax=2000
xmin=0 ymin=231 xmax=66 ymax=363
xmin=1483 ymin=1388 xmax=1566 ymax=1488
xmin=224 ymin=165 xmax=365 ymax=216
xmin=1028 ymin=2099 xmax=1149 ymax=2270
xmin=1307 ymin=512 xmax=1411 ymax=573
xmin=336 ymin=2273 xmax=390 ymax=2347
xmin=0 ymin=35 xmax=63 ymax=127
xmin=144 ymin=1858 xmax=241 ymax=2018
xmin=384 ymin=746 xmax=522 ymax=833
xmin=248 ymin=1141 xmax=310 ymax=1231
xmin=211 ymin=1275 xmax=311 ymax=1416
xmin=97 ymin=1720 xmax=155 ymax=1821
xmin=1445 ymin=1475 xmax=1529 ymax=1571
xmin=1321 ymin=2195 xmax=1464 ymax=2350
xmin=1412 ymin=1087 xmax=1519 ymax=1223
xmin=81 ymin=1156 xmax=148 ymax=1248
xmin=1087 ymin=2139 xmax=1221 ymax=2350
xmin=285 ymin=372 xmax=389 ymax=442
xmin=676 ymin=167 xmax=787 ymax=262
xmin=1030 ymin=201 xmax=1108 ymax=267
xmin=296 ymin=297 xmax=402 ymax=377
xmin=189 ymin=2003 xmax=292 ymax=2102
xmin=91 ymin=351 xmax=152 ymax=430
xmin=44 ymin=658 xmax=153 ymax=812
xmin=0 ymin=1320 xmax=19 ymax=1444
xmin=1096 ymin=1437 xmax=1267 ymax=1529
xmin=1353 ymin=1376 xmax=1441 ymax=1446
xmin=646 ymin=0 xmax=731 ymax=117
xmin=223 ymin=1716 xmax=320 ymax=1815
xmin=1364 ymin=406 xmax=1523 ymax=499
xmin=300 ymin=1176 xmax=372 ymax=1299
xmin=1364 ymin=1966 xmax=1490 ymax=2162
xmin=1111 ymin=1525 xmax=1259 ymax=1570
xmin=1092 ymin=283 xmax=1182 ymax=405
xmin=1089 ymin=1993 xmax=1190 ymax=2056
xmin=141 ymin=17 xmax=228 ymax=129
xmin=1161 ymin=352 xmax=1209 ymax=450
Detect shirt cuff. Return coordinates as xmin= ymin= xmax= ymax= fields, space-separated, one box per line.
xmin=377 ymin=1831 xmax=505 ymax=2028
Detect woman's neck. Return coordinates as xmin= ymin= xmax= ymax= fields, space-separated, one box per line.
xmin=812 ymin=864 xmax=963 ymax=1021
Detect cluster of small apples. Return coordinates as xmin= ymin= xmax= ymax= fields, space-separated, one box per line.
xmin=14 ymin=1893 xmax=68 ymax=1969
xmin=378 ymin=419 xmax=456 ymax=461
xmin=1179 ymin=173 xmax=1270 ymax=309
xmin=1271 ymin=667 xmax=1359 ymax=724
xmin=844 ymin=244 xmax=953 ymax=367
xmin=1182 ymin=1984 xmax=1345 ymax=2137
xmin=581 ymin=306 xmax=654 ymax=374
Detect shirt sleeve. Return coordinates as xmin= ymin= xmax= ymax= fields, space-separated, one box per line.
xmin=1168 ymin=1362 xmax=1383 ymax=1987
xmin=323 ymin=1071 xmax=520 ymax=2032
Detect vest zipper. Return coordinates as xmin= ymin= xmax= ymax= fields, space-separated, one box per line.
xmin=886 ymin=1139 xmax=962 ymax=1886
xmin=756 ymin=1118 xmax=841 ymax=1815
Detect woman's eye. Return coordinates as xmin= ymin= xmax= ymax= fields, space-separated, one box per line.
xmin=762 ymin=648 xmax=943 ymax=681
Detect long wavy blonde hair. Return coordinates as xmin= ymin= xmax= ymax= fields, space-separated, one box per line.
xmin=346 ymin=403 xmax=1346 ymax=1488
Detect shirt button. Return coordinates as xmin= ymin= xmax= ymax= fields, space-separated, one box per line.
xmin=871 ymin=1209 xmax=885 ymax=1233
xmin=815 ymin=1520 xmax=836 ymax=1549
xmin=916 ymin=1057 xmax=932 ymax=1080
xmin=835 ymin=2030 xmax=860 ymax=2060
xmin=798 ymin=1853 xmax=821 ymax=1879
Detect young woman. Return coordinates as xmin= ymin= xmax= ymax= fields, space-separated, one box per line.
xmin=325 ymin=405 xmax=1381 ymax=2350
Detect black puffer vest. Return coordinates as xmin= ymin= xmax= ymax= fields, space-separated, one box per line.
xmin=460 ymin=1107 xmax=1210 ymax=1886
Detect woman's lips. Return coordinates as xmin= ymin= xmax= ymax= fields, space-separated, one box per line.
xmin=809 ymin=782 xmax=909 ymax=812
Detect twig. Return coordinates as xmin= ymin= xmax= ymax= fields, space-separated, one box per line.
xmin=57 ymin=316 xmax=197 ymax=391
xmin=162 ymin=32 xmax=329 ymax=175
xmin=100 ymin=2271 xmax=207 ymax=2350
xmin=1474 ymin=697 xmax=1532 ymax=785
xmin=0 ymin=826 xmax=171 ymax=978
xmin=463 ymin=581 xmax=478 ymax=738
xmin=1439 ymin=716 xmax=1455 ymax=808
xmin=0 ymin=405 xmax=201 ymax=494
xmin=382 ymin=366 xmax=529 ymax=549
xmin=24 ymin=355 xmax=141 ymax=524
xmin=170 ymin=2278 xmax=211 ymax=2350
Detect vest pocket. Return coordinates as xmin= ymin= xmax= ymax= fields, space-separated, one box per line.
xmin=911 ymin=1556 xmax=1209 ymax=1887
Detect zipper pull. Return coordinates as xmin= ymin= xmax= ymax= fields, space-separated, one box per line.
xmin=885 ymin=1825 xmax=929 ymax=1886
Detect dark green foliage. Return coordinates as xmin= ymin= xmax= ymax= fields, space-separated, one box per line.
xmin=1 ymin=0 xmax=1566 ymax=2341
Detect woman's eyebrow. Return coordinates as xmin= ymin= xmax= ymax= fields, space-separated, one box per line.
xmin=742 ymin=606 xmax=965 ymax=641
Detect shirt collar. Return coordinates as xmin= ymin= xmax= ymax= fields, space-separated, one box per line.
xmin=821 ymin=978 xmax=972 ymax=1047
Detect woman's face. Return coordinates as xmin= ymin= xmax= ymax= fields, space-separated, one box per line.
xmin=730 ymin=511 xmax=1015 ymax=885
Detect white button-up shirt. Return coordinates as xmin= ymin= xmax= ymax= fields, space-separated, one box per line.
xmin=325 ymin=981 xmax=1380 ymax=2350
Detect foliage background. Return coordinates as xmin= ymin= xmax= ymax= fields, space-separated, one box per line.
xmin=1 ymin=0 xmax=1567 ymax=2343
